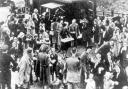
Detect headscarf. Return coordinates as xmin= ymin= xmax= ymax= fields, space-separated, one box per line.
xmin=39 ymin=44 xmax=49 ymax=52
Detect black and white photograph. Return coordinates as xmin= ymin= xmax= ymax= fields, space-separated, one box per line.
xmin=0 ymin=0 xmax=128 ymax=89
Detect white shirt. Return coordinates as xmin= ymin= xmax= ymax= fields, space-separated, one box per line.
xmin=86 ymin=79 xmax=96 ymax=89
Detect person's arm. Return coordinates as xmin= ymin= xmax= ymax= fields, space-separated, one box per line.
xmin=77 ymin=24 xmax=80 ymax=36
xmin=95 ymin=42 xmax=107 ymax=53
xmin=51 ymin=23 xmax=53 ymax=31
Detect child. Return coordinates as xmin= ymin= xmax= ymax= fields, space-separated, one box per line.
xmin=103 ymin=72 xmax=119 ymax=89
xmin=85 ymin=73 xmax=96 ymax=89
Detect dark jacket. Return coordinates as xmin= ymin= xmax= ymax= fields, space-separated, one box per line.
xmin=0 ymin=53 xmax=17 ymax=71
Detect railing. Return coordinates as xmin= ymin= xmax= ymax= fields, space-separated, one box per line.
xmin=97 ymin=10 xmax=128 ymax=17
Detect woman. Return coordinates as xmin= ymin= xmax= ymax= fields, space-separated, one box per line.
xmin=17 ymin=48 xmax=33 ymax=89
xmin=26 ymin=17 xmax=35 ymax=38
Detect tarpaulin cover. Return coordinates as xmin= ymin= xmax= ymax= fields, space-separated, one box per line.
xmin=41 ymin=2 xmax=63 ymax=9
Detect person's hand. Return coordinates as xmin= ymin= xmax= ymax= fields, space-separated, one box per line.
xmin=63 ymin=79 xmax=67 ymax=84
xmin=115 ymin=81 xmax=119 ymax=85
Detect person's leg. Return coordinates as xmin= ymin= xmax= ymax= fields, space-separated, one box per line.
xmin=5 ymin=70 xmax=11 ymax=89
xmin=1 ymin=83 xmax=5 ymax=89
xmin=73 ymin=34 xmax=77 ymax=47
xmin=7 ymin=83 xmax=11 ymax=89
xmin=74 ymin=83 xmax=81 ymax=89
xmin=0 ymin=84 xmax=1 ymax=89
xmin=67 ymin=83 xmax=73 ymax=89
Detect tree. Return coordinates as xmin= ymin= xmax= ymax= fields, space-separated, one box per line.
xmin=96 ymin=0 xmax=118 ymax=10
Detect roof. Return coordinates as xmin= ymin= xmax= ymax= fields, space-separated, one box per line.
xmin=41 ymin=2 xmax=63 ymax=9
xmin=55 ymin=0 xmax=87 ymax=3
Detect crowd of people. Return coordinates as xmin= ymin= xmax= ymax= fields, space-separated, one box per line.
xmin=1 ymin=4 xmax=128 ymax=89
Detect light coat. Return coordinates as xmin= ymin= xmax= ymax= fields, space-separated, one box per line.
xmin=18 ymin=53 xmax=32 ymax=88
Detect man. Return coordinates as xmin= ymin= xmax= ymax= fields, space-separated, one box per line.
xmin=0 ymin=45 xmax=17 ymax=89
xmin=66 ymin=47 xmax=83 ymax=89
xmin=56 ymin=19 xmax=64 ymax=52
xmin=32 ymin=9 xmax=40 ymax=34
xmin=50 ymin=18 xmax=59 ymax=49
xmin=103 ymin=21 xmax=114 ymax=42
xmin=120 ymin=42 xmax=128 ymax=68
xmin=50 ymin=48 xmax=58 ymax=81
xmin=93 ymin=19 xmax=100 ymax=44
xmin=93 ymin=53 xmax=106 ymax=89
xmin=69 ymin=19 xmax=80 ymax=47
xmin=96 ymin=40 xmax=115 ymax=62
xmin=17 ymin=19 xmax=26 ymax=34
xmin=38 ymin=45 xmax=50 ymax=89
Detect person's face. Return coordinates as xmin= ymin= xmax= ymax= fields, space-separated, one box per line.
xmin=51 ymin=48 xmax=55 ymax=53
xmin=94 ymin=21 xmax=97 ymax=25
xmin=110 ymin=41 xmax=114 ymax=48
xmin=46 ymin=48 xmax=49 ymax=53
xmin=107 ymin=53 xmax=111 ymax=60
xmin=101 ymin=29 xmax=103 ymax=32
xmin=96 ymin=53 xmax=101 ymax=61
xmin=60 ymin=20 xmax=63 ymax=24
xmin=89 ymin=74 xmax=94 ymax=79
xmin=123 ymin=28 xmax=126 ymax=32
xmin=28 ymin=51 xmax=32 ymax=58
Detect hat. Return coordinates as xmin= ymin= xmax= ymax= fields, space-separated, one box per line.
xmin=2 ymin=45 xmax=8 ymax=51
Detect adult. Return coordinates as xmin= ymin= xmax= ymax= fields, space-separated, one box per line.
xmin=96 ymin=40 xmax=115 ymax=62
xmin=93 ymin=19 xmax=100 ymax=44
xmin=120 ymin=42 xmax=128 ymax=68
xmin=18 ymin=48 xmax=33 ymax=89
xmin=69 ymin=19 xmax=80 ymax=47
xmin=26 ymin=17 xmax=35 ymax=38
xmin=50 ymin=48 xmax=58 ymax=81
xmin=32 ymin=9 xmax=40 ymax=34
xmin=65 ymin=47 xmax=83 ymax=89
xmin=50 ymin=18 xmax=59 ymax=49
xmin=57 ymin=19 xmax=64 ymax=52
xmin=17 ymin=19 xmax=26 ymax=34
xmin=38 ymin=45 xmax=50 ymax=89
xmin=93 ymin=53 xmax=106 ymax=89
xmin=0 ymin=45 xmax=17 ymax=89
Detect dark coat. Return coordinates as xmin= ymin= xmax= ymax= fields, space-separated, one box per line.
xmin=38 ymin=52 xmax=50 ymax=85
xmin=97 ymin=42 xmax=111 ymax=60
xmin=103 ymin=27 xmax=114 ymax=42
xmin=0 ymin=53 xmax=17 ymax=84
xmin=94 ymin=25 xmax=100 ymax=43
